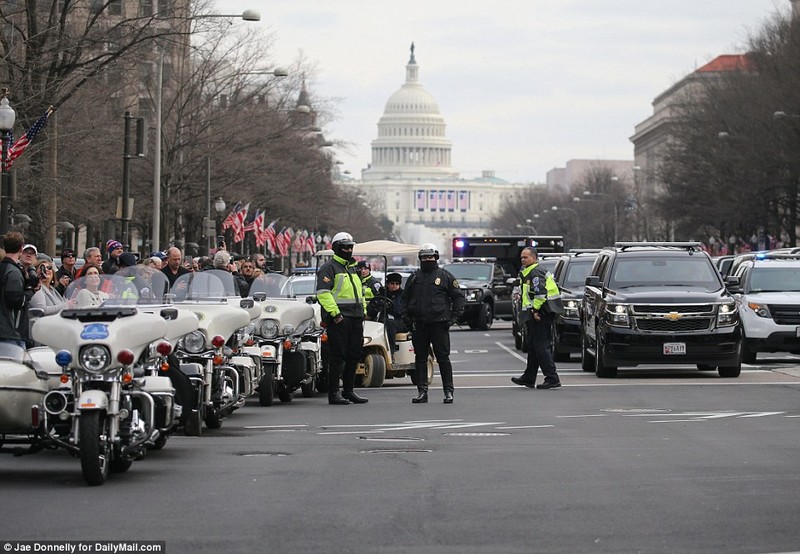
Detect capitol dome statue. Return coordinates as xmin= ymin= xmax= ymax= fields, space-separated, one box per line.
xmin=362 ymin=43 xmax=459 ymax=180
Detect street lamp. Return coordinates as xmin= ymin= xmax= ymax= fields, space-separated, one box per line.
xmin=0 ymin=90 xmax=16 ymax=235
xmin=582 ymin=190 xmax=618 ymax=242
xmin=214 ymin=197 xmax=226 ymax=245
xmin=551 ymin=205 xmax=581 ymax=247
xmin=515 ymin=217 xmax=539 ymax=234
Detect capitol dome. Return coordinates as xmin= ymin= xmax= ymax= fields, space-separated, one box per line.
xmin=362 ymin=44 xmax=459 ymax=180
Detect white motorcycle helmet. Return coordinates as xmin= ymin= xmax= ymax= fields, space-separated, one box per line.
xmin=418 ymin=243 xmax=440 ymax=260
xmin=331 ymin=232 xmax=355 ymax=258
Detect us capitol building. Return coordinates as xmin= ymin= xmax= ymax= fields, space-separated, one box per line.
xmin=342 ymin=44 xmax=531 ymax=255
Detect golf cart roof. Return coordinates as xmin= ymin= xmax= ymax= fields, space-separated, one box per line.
xmin=316 ymin=240 xmax=421 ymax=257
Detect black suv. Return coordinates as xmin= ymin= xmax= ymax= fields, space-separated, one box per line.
xmin=581 ymin=242 xmax=742 ymax=378
xmin=551 ymin=250 xmax=599 ymax=361
xmin=442 ymin=258 xmax=514 ymax=330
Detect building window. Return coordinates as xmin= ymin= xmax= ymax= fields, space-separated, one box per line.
xmin=140 ymin=0 xmax=153 ymax=17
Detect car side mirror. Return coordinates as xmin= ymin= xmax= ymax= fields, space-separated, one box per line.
xmin=585 ymin=276 xmax=601 ymax=288
xmin=724 ymin=275 xmax=741 ymax=293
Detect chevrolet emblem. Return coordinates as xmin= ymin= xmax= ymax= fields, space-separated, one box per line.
xmin=663 ymin=312 xmax=683 ymax=321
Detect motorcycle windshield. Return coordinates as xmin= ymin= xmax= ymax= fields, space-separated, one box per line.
xmin=172 ymin=269 xmax=239 ymax=300
xmin=116 ymin=267 xmax=171 ymax=304
xmin=249 ymin=273 xmax=290 ymax=298
xmin=64 ymin=274 xmax=148 ymax=308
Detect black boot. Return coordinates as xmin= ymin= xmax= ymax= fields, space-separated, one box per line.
xmin=412 ymin=387 xmax=428 ymax=404
xmin=443 ymin=390 xmax=454 ymax=404
xmin=328 ymin=392 xmax=351 ymax=405
xmin=342 ymin=390 xmax=368 ymax=404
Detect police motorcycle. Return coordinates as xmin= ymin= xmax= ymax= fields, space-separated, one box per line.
xmin=30 ymin=273 xmax=191 ymax=486
xmin=315 ymin=240 xmax=435 ymax=388
xmin=248 ymin=272 xmax=324 ymax=405
xmin=170 ymin=270 xmax=253 ymax=433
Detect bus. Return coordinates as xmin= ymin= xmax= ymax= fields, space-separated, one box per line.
xmin=451 ymin=235 xmax=565 ymax=275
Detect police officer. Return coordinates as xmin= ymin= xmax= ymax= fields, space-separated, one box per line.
xmin=356 ymin=260 xmax=383 ymax=299
xmin=401 ymin=243 xmax=465 ymax=404
xmin=367 ymin=272 xmax=406 ymax=362
xmin=512 ymin=247 xmax=563 ymax=389
xmin=316 ymin=232 xmax=368 ymax=405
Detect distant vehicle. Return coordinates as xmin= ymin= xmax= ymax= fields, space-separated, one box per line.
xmin=451 ymin=235 xmax=565 ymax=276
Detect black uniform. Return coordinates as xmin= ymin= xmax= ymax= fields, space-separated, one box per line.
xmin=401 ymin=267 xmax=465 ymax=394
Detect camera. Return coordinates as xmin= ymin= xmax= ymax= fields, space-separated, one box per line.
xmin=25 ymin=267 xmax=39 ymax=289
xmin=217 ymin=235 xmax=225 ymax=248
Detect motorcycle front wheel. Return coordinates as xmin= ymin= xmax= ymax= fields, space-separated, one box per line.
xmin=79 ymin=411 xmax=110 ymax=486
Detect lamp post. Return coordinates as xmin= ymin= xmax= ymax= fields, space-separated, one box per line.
xmin=214 ymin=197 xmax=226 ymax=248
xmin=515 ymin=217 xmax=539 ymax=234
xmin=582 ymin=190 xmax=618 ymax=243
xmin=0 ymin=90 xmax=16 ymax=235
xmin=551 ymin=205 xmax=580 ymax=247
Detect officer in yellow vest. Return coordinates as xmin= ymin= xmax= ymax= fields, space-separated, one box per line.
xmin=317 ymin=232 xmax=369 ymax=405
xmin=512 ymin=247 xmax=563 ymax=389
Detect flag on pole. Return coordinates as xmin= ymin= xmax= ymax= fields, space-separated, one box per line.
xmin=232 ymin=203 xmax=250 ymax=243
xmin=253 ymin=210 xmax=266 ymax=247
xmin=264 ymin=220 xmax=278 ymax=255
xmin=221 ymin=202 xmax=241 ymax=231
xmin=1 ymin=107 xmax=53 ymax=169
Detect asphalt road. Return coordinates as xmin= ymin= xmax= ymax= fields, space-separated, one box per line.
xmin=2 ymin=322 xmax=799 ymax=554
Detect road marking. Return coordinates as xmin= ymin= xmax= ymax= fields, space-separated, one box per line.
xmin=495 ymin=341 xmax=527 ymax=363
xmin=245 ymin=424 xmax=308 ymax=429
xmin=556 ymin=414 xmax=607 ymax=418
xmin=496 ymin=425 xmax=554 ymax=429
xmin=320 ymin=419 xmax=506 ymax=434
xmin=463 ymin=349 xmax=489 ymax=353
xmin=738 ymin=412 xmax=786 ymax=418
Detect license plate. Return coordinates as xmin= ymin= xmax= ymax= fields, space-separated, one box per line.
xmin=663 ymin=342 xmax=686 ymax=355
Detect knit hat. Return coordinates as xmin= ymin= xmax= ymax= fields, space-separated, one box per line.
xmin=61 ymin=248 xmax=75 ymax=259
xmin=107 ymin=240 xmax=123 ymax=254
xmin=356 ymin=260 xmax=370 ymax=270
xmin=386 ymin=272 xmax=403 ymax=284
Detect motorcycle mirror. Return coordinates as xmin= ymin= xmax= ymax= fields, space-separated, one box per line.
xmin=252 ymin=292 xmax=266 ymax=302
xmin=29 ymin=308 xmax=44 ymax=319
xmin=240 ymin=298 xmax=255 ymax=309
xmin=305 ymin=295 xmax=317 ymax=304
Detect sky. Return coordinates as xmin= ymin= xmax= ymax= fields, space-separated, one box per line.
xmin=213 ymin=0 xmax=788 ymax=183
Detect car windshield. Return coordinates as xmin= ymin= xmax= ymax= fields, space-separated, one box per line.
xmin=609 ymin=256 xmax=721 ymax=290
xmin=562 ymin=259 xmax=595 ymax=288
xmin=443 ymin=263 xmax=493 ymax=281
xmin=747 ymin=267 xmax=800 ymax=292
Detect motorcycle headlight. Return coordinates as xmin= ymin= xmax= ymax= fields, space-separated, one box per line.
xmin=182 ymin=330 xmax=206 ymax=354
xmin=259 ymin=319 xmax=279 ymax=339
xmin=79 ymin=345 xmax=111 ymax=373
xmin=282 ymin=323 xmax=295 ymax=336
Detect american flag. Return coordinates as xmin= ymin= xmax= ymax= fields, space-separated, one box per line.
xmin=428 ymin=190 xmax=437 ymax=211
xmin=252 ymin=211 xmax=266 ymax=247
xmin=458 ymin=190 xmax=470 ymax=212
xmin=447 ymin=190 xmax=456 ymax=212
xmin=232 ymin=203 xmax=250 ymax=243
xmin=275 ymin=227 xmax=289 ymax=257
xmin=264 ymin=220 xmax=278 ymax=255
xmin=1 ymin=107 xmax=53 ymax=170
xmin=438 ymin=190 xmax=446 ymax=212
xmin=221 ymin=202 xmax=241 ymax=231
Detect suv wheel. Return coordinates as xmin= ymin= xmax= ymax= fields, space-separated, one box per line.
xmin=594 ymin=329 xmax=617 ymax=378
xmin=476 ymin=303 xmax=493 ymax=330
xmin=718 ymin=362 xmax=741 ymax=378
